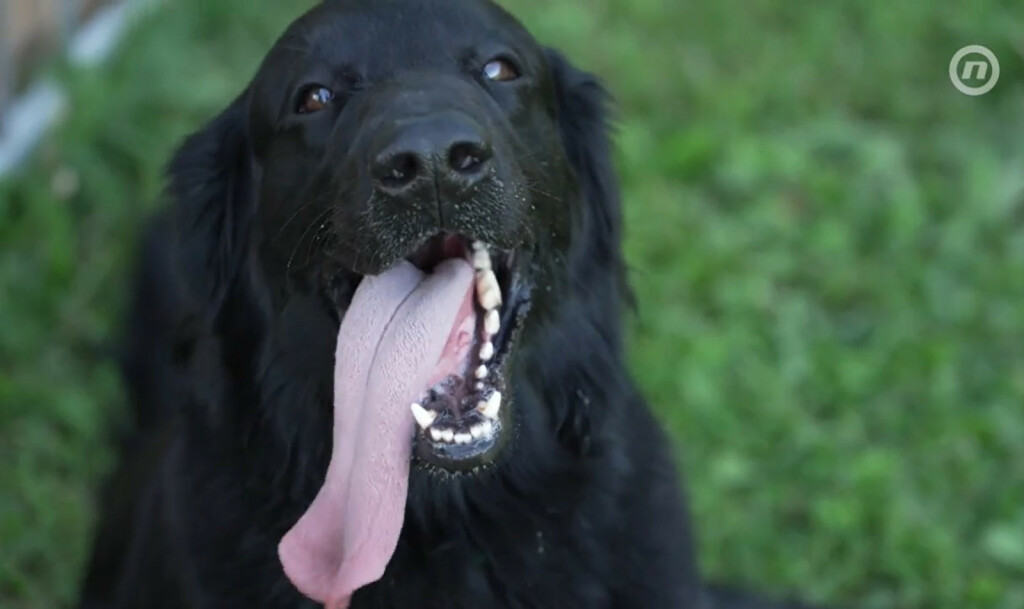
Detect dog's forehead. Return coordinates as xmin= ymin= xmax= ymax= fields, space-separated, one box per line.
xmin=274 ymin=0 xmax=536 ymax=74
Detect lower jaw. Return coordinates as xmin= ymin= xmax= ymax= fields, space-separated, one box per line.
xmin=411 ymin=411 xmax=512 ymax=473
xmin=411 ymin=354 xmax=517 ymax=472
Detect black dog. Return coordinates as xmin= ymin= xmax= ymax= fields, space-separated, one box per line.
xmin=80 ymin=1 xmax=820 ymax=608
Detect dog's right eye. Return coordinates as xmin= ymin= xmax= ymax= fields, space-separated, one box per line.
xmin=296 ymin=85 xmax=334 ymax=114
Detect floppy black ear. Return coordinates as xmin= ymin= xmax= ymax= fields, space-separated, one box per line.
xmin=544 ymin=49 xmax=630 ymax=316
xmin=542 ymin=51 xmax=635 ymax=454
xmin=116 ymin=93 xmax=257 ymax=433
xmin=164 ymin=91 xmax=257 ymax=328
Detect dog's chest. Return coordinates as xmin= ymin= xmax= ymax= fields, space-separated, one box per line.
xmin=348 ymin=529 xmax=614 ymax=609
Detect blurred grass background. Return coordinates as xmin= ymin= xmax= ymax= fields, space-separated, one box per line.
xmin=2 ymin=0 xmax=1024 ymax=607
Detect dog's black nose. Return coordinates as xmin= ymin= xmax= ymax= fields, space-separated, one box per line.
xmin=371 ymin=113 xmax=493 ymax=195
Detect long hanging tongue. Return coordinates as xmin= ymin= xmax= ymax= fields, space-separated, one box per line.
xmin=278 ymin=259 xmax=475 ymax=608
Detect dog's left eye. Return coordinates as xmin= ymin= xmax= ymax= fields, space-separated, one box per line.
xmin=483 ymin=58 xmax=520 ymax=82
xmin=297 ymin=85 xmax=334 ymax=114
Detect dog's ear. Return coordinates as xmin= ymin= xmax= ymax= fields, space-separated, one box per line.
xmin=544 ymin=49 xmax=629 ymax=309
xmin=543 ymin=50 xmax=634 ymax=454
xmin=165 ymin=91 xmax=257 ymax=328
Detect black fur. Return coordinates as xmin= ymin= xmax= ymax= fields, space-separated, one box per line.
xmin=80 ymin=2 xmax=825 ymax=608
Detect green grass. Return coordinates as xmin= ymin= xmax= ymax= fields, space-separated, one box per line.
xmin=1 ymin=0 xmax=1023 ymax=607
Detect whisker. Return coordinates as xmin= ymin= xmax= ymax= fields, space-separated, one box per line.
xmin=524 ymin=183 xmax=563 ymax=204
xmin=286 ymin=207 xmax=334 ymax=273
xmin=275 ymin=194 xmax=329 ymax=240
xmin=513 ymin=150 xmax=547 ymax=163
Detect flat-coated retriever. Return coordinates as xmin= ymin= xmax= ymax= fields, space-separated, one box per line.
xmin=80 ymin=1 xmax=826 ymax=608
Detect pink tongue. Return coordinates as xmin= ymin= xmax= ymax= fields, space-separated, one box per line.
xmin=278 ymin=259 xmax=475 ymax=608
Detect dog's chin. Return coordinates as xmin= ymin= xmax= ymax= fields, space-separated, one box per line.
xmin=327 ymin=232 xmax=532 ymax=475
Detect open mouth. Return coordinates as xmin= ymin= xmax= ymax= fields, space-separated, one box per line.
xmin=404 ymin=233 xmax=529 ymax=470
xmin=280 ymin=231 xmax=532 ymax=604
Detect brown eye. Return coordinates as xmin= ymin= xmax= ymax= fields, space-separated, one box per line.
xmin=483 ymin=58 xmax=520 ymax=82
xmin=297 ymin=85 xmax=334 ymax=114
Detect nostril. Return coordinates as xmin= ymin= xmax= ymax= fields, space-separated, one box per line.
xmin=449 ymin=141 xmax=492 ymax=175
xmin=378 ymin=152 xmax=419 ymax=189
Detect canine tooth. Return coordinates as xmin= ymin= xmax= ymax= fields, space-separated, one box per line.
xmin=482 ymin=420 xmax=494 ymax=437
xmin=475 ymin=382 xmax=485 ymax=391
xmin=472 ymin=240 xmax=487 ymax=252
xmin=430 ymin=428 xmax=443 ymax=442
xmin=484 ymin=309 xmax=500 ymax=335
xmin=410 ymin=403 xmax=438 ymax=429
xmin=472 ymin=247 xmax=492 ymax=271
xmin=476 ymin=270 xmax=501 ymax=310
xmin=441 ymin=428 xmax=454 ymax=443
xmin=475 ymin=365 xmax=489 ymax=379
xmin=455 ymin=433 xmax=472 ymax=445
xmin=479 ymin=341 xmax=494 ymax=362
xmin=470 ymin=424 xmax=485 ymax=439
xmin=477 ymin=391 xmax=502 ymax=419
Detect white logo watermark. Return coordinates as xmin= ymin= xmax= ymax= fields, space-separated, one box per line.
xmin=949 ymin=45 xmax=999 ymax=96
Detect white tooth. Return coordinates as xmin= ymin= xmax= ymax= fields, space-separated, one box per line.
xmin=472 ymin=247 xmax=492 ymax=271
xmin=430 ymin=428 xmax=443 ymax=442
xmin=410 ymin=403 xmax=438 ymax=429
xmin=472 ymin=240 xmax=487 ymax=252
xmin=477 ymin=391 xmax=502 ymax=419
xmin=476 ymin=270 xmax=501 ymax=310
xmin=482 ymin=420 xmax=494 ymax=437
xmin=441 ymin=428 xmax=454 ymax=443
xmin=484 ymin=309 xmax=500 ymax=335
xmin=455 ymin=433 xmax=472 ymax=445
xmin=475 ymin=365 xmax=489 ymax=379
xmin=478 ymin=285 xmax=501 ymax=311
xmin=479 ymin=341 xmax=494 ymax=361
xmin=470 ymin=424 xmax=485 ymax=439
xmin=475 ymin=382 xmax=485 ymax=391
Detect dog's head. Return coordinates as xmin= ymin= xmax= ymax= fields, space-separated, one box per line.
xmin=167 ymin=0 xmax=628 ymax=604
